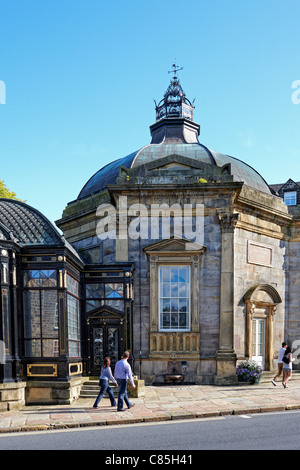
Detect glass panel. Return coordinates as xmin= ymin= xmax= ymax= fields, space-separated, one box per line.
xmin=162 ymin=299 xmax=170 ymax=312
xmin=66 ymin=274 xmax=79 ymax=297
xmin=179 ymin=312 xmax=187 ymax=327
xmin=67 ymin=294 xmax=79 ymax=340
xmin=93 ymin=327 xmax=103 ymax=366
xmin=161 ymin=267 xmax=170 ymax=282
xmin=171 ymin=267 xmax=179 ymax=282
xmin=159 ymin=266 xmax=190 ymax=330
xmin=24 ymin=339 xmax=41 ymax=357
xmin=252 ymin=319 xmax=256 ymax=356
xmin=105 ymin=283 xmax=123 ymax=298
xmin=107 ymin=328 xmax=119 ymax=364
xmin=160 ymin=282 xmax=170 ymax=298
xmin=67 ymin=294 xmax=81 ymax=357
xmin=24 ymin=270 xmax=57 ymax=288
xmin=41 ymin=291 xmax=58 ymax=338
xmin=104 ymin=300 xmax=124 ymax=312
xmin=86 ymin=299 xmax=102 ymax=312
xmin=68 ymin=341 xmax=80 ymax=358
xmin=86 ymin=283 xmax=104 ymax=299
xmin=179 ymin=298 xmax=188 ymax=312
xmin=258 ymin=320 xmax=264 ymax=356
xmin=284 ymin=191 xmax=297 ymax=206
xmin=162 ymin=312 xmax=170 ymax=329
xmin=178 ymin=282 xmax=187 ymax=298
xmin=171 ymin=312 xmax=179 ymax=328
xmin=43 ymin=339 xmax=59 ymax=357
xmin=171 ymin=282 xmax=178 ymax=297
xmin=24 ymin=290 xmax=41 ymax=339
xmin=2 ymin=289 xmax=9 ymax=354
xmin=178 ymin=267 xmax=188 ymax=282
xmin=170 ymin=298 xmax=179 ymax=312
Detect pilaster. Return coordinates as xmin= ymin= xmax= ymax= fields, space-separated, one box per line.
xmin=214 ymin=211 xmax=238 ymax=385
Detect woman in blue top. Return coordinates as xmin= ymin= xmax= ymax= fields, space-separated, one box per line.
xmin=93 ymin=357 xmax=118 ymax=408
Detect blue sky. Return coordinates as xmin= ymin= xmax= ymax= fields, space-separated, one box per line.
xmin=0 ymin=0 xmax=300 ymax=225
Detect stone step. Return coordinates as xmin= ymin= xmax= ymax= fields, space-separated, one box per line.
xmin=79 ymin=379 xmax=118 ymax=398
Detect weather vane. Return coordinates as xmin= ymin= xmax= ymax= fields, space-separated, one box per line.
xmin=168 ymin=61 xmax=183 ymax=79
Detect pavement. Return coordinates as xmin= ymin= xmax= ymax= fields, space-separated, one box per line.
xmin=0 ymin=376 xmax=300 ymax=433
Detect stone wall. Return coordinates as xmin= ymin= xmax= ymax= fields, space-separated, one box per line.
xmin=234 ymin=226 xmax=286 ymax=367
xmin=125 ymin=190 xmax=229 ymax=384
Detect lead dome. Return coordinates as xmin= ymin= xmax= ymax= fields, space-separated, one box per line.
xmin=77 ymin=68 xmax=272 ymax=200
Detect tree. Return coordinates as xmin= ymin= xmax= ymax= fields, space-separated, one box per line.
xmin=0 ymin=179 xmax=24 ymax=201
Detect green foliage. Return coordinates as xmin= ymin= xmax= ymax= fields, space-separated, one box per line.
xmin=0 ymin=179 xmax=24 ymax=201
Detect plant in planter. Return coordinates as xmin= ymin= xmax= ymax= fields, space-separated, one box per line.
xmin=236 ymin=359 xmax=263 ymax=384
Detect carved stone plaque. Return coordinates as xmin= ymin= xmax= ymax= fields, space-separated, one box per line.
xmin=247 ymin=240 xmax=273 ymax=267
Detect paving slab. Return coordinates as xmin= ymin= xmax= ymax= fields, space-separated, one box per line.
xmin=0 ymin=381 xmax=299 ymax=433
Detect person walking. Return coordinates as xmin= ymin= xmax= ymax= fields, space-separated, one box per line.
xmin=272 ymin=342 xmax=287 ymax=386
xmin=114 ymin=351 xmax=136 ymax=412
xmin=93 ymin=357 xmax=118 ymax=408
xmin=282 ymin=346 xmax=293 ymax=388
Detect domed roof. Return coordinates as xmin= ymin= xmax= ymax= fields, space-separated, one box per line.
xmin=77 ymin=141 xmax=272 ymax=199
xmin=77 ymin=70 xmax=272 ymax=200
xmin=0 ymin=199 xmax=63 ymax=245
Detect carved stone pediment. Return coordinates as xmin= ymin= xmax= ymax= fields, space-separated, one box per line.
xmin=87 ymin=305 xmax=124 ymax=319
xmin=117 ymin=154 xmax=233 ymax=185
xmin=143 ymin=237 xmax=206 ymax=255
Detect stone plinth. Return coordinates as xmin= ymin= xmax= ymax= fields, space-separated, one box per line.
xmin=0 ymin=382 xmax=26 ymax=411
xmin=128 ymin=377 xmax=145 ymax=398
xmin=25 ymin=378 xmax=85 ymax=405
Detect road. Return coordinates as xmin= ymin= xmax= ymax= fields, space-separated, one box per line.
xmin=0 ymin=410 xmax=299 ymax=452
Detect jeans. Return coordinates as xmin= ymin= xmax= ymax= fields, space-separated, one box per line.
xmin=117 ymin=379 xmax=133 ymax=411
xmin=93 ymin=378 xmax=116 ymax=408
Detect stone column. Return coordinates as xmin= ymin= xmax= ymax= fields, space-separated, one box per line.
xmin=214 ymin=211 xmax=239 ymax=385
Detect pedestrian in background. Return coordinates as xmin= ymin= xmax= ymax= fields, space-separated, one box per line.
xmin=282 ymin=346 xmax=293 ymax=388
xmin=93 ymin=357 xmax=118 ymax=408
xmin=114 ymin=351 xmax=136 ymax=412
xmin=272 ymin=341 xmax=287 ymax=386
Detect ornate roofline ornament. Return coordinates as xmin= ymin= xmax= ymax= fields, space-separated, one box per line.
xmin=154 ymin=64 xmax=195 ymax=122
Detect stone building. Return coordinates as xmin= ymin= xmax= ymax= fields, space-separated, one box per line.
xmin=1 ymin=68 xmax=300 ymax=408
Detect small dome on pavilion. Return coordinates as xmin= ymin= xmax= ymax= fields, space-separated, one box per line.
xmin=0 ymin=199 xmax=63 ymax=245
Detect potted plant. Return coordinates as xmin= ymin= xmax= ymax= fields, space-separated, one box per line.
xmin=236 ymin=359 xmax=263 ymax=384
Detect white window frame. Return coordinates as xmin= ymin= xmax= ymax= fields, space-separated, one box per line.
xmin=284 ymin=191 xmax=297 ymax=206
xmin=158 ymin=265 xmax=191 ymax=332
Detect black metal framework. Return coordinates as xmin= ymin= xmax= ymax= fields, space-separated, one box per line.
xmin=0 ymin=245 xmax=20 ymax=383
xmin=87 ymin=313 xmax=125 ymax=376
xmin=22 ymin=269 xmax=59 ymax=359
xmin=16 ymin=250 xmax=83 ymax=381
xmin=154 ymin=64 xmax=194 ymax=122
xmin=82 ymin=265 xmax=134 ymax=376
xmin=66 ymin=271 xmax=81 ymax=359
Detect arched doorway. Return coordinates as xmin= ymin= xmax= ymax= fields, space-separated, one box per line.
xmin=244 ymin=285 xmax=282 ymax=370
